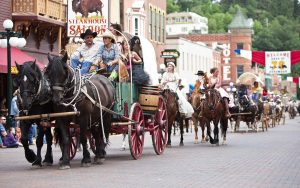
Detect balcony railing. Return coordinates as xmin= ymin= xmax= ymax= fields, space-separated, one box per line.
xmin=12 ymin=0 xmax=67 ymax=22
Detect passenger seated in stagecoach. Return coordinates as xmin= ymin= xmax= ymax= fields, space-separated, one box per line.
xmin=109 ymin=23 xmax=125 ymax=53
xmin=251 ymin=80 xmax=263 ymax=103
xmin=160 ymin=62 xmax=194 ymax=117
xmin=70 ymin=29 xmax=100 ymax=75
xmin=207 ymin=67 xmax=232 ymax=118
xmin=91 ymin=30 xmax=121 ymax=81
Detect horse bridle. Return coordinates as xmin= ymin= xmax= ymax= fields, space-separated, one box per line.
xmin=18 ymin=73 xmax=42 ymax=111
xmin=205 ymin=89 xmax=220 ymax=111
xmin=51 ymin=65 xmax=73 ymax=95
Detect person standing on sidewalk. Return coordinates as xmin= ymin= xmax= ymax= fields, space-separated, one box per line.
xmin=10 ymin=90 xmax=19 ymax=134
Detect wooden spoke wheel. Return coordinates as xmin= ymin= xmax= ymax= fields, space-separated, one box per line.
xmin=152 ymin=96 xmax=168 ymax=155
xmin=68 ymin=128 xmax=80 ymax=160
xmin=128 ymin=103 xmax=145 ymax=160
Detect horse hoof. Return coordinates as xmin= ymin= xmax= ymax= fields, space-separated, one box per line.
xmin=94 ymin=157 xmax=105 ymax=164
xmin=31 ymin=164 xmax=42 ymax=169
xmin=81 ymin=162 xmax=91 ymax=167
xmin=179 ymin=142 xmax=184 ymax=146
xmin=120 ymin=147 xmax=126 ymax=151
xmin=194 ymin=140 xmax=199 ymax=144
xmin=166 ymin=144 xmax=172 ymax=148
xmin=59 ymin=165 xmax=71 ymax=170
xmin=42 ymin=162 xmax=53 ymax=166
xmin=25 ymin=149 xmax=37 ymax=163
xmin=222 ymin=141 xmax=227 ymax=145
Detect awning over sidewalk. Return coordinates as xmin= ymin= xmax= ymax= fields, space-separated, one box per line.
xmin=0 ymin=47 xmax=45 ymax=74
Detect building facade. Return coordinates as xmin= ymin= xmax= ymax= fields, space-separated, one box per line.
xmin=165 ymin=36 xmax=221 ymax=88
xmin=166 ymin=12 xmax=208 ymax=35
xmin=184 ymin=9 xmax=253 ymax=85
xmin=121 ymin=0 xmax=167 ymax=70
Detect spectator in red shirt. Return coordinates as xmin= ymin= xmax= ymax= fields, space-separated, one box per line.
xmin=262 ymin=87 xmax=268 ymax=101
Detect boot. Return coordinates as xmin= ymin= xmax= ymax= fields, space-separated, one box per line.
xmin=108 ymin=70 xmax=118 ymax=81
xmin=223 ymin=98 xmax=231 ymax=118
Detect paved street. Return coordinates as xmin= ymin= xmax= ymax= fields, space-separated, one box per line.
xmin=0 ymin=114 xmax=300 ymax=188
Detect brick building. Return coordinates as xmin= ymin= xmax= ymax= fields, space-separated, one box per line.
xmin=184 ymin=9 xmax=253 ymax=85
xmin=121 ymin=0 xmax=166 ymax=70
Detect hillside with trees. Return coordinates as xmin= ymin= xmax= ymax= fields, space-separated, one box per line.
xmin=167 ymin=0 xmax=300 ymax=98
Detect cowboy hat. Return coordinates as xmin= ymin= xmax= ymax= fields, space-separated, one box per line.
xmin=178 ymin=84 xmax=184 ymax=88
xmin=167 ymin=62 xmax=175 ymax=67
xmin=80 ymin=29 xmax=97 ymax=39
xmin=102 ymin=30 xmax=115 ymax=40
xmin=195 ymin=70 xmax=205 ymax=76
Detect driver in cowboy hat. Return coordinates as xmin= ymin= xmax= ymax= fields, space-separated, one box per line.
xmin=70 ymin=29 xmax=100 ymax=75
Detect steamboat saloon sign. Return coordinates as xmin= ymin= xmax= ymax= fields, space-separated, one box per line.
xmin=67 ymin=0 xmax=109 ymax=36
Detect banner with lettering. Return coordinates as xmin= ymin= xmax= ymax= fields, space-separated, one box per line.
xmin=67 ymin=0 xmax=109 ymax=37
xmin=265 ymin=51 xmax=291 ymax=74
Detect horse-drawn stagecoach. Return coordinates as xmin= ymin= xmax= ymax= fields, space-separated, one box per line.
xmin=14 ymin=33 xmax=168 ymax=169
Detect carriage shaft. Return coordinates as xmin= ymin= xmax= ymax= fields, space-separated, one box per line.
xmin=15 ymin=111 xmax=80 ymax=120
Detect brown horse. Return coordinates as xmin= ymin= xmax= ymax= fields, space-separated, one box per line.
xmin=190 ymin=92 xmax=207 ymax=143
xmin=202 ymin=87 xmax=229 ymax=145
xmin=162 ymin=89 xmax=187 ymax=146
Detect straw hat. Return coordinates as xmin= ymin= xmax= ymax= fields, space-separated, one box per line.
xmin=102 ymin=30 xmax=115 ymax=42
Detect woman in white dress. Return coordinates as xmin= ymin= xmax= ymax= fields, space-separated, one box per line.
xmin=208 ymin=67 xmax=231 ymax=118
xmin=161 ymin=62 xmax=194 ymax=118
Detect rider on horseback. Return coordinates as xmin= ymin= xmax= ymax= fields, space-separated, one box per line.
xmin=207 ymin=67 xmax=231 ymax=118
xmin=161 ymin=62 xmax=194 ymax=117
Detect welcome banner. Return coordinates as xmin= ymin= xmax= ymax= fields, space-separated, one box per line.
xmin=265 ymin=51 xmax=291 ymax=74
xmin=67 ymin=0 xmax=109 ymax=37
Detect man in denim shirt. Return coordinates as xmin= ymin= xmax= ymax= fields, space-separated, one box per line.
xmin=70 ymin=29 xmax=100 ymax=75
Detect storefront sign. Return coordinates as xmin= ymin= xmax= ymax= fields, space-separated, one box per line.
xmin=67 ymin=0 xmax=109 ymax=37
xmin=161 ymin=49 xmax=180 ymax=66
xmin=265 ymin=51 xmax=291 ymax=74
xmin=222 ymin=44 xmax=231 ymax=81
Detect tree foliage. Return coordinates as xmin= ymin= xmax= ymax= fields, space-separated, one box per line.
xmin=168 ymin=0 xmax=300 ymax=98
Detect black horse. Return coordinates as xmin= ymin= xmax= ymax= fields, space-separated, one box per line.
xmin=14 ymin=61 xmax=54 ymax=167
xmin=45 ymin=53 xmax=115 ymax=169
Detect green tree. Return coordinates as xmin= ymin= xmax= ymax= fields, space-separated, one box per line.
xmin=167 ymin=0 xmax=180 ymax=14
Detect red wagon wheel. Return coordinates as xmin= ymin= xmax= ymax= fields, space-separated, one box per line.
xmin=152 ymin=96 xmax=168 ymax=155
xmin=128 ymin=103 xmax=145 ymax=160
xmin=68 ymin=128 xmax=80 ymax=160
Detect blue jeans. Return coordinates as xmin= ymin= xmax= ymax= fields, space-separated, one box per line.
xmin=0 ymin=136 xmax=3 ymax=145
xmin=71 ymin=59 xmax=93 ymax=75
xmin=106 ymin=63 xmax=119 ymax=72
xmin=32 ymin=123 xmax=37 ymax=138
xmin=28 ymin=126 xmax=33 ymax=145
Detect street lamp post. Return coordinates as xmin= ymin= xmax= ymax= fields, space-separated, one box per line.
xmin=226 ymin=82 xmax=237 ymax=95
xmin=0 ymin=19 xmax=26 ymax=128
